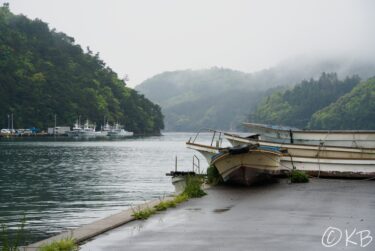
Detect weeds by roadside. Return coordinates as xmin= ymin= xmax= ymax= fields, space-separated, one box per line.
xmin=290 ymin=169 xmax=309 ymax=183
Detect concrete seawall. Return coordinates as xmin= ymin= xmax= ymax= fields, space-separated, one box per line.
xmin=23 ymin=197 xmax=174 ymax=251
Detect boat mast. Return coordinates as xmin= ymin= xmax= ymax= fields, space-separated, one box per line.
xmin=54 ymin=114 xmax=57 ymax=135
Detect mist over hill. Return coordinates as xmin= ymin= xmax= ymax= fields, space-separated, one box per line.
xmin=136 ymin=57 xmax=375 ymax=131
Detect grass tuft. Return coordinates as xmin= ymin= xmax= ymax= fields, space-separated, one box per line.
xmin=173 ymin=193 xmax=189 ymax=204
xmin=38 ymin=238 xmax=78 ymax=251
xmin=154 ymin=200 xmax=177 ymax=211
xmin=290 ymin=169 xmax=309 ymax=183
xmin=183 ymin=175 xmax=206 ymax=198
xmin=131 ymin=207 xmax=156 ymax=220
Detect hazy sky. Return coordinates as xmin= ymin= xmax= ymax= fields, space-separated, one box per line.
xmin=2 ymin=0 xmax=375 ymax=87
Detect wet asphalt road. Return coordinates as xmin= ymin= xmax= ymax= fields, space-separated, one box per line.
xmin=81 ymin=178 xmax=375 ymax=251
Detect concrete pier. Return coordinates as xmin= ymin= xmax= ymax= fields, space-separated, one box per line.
xmin=80 ymin=178 xmax=375 ymax=251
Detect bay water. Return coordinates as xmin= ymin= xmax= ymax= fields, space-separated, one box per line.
xmin=0 ymin=132 xmax=214 ymax=245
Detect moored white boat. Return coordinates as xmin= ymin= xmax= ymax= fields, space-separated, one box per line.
xmin=107 ymin=123 xmax=133 ymax=137
xmin=67 ymin=119 xmax=97 ymax=138
xmin=243 ymin=122 xmax=375 ymax=148
xmin=66 ymin=120 xmax=83 ymax=137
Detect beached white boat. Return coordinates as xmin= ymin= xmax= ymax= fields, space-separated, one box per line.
xmin=187 ymin=140 xmax=375 ymax=179
xmin=224 ymin=133 xmax=375 ymax=160
xmin=243 ymin=122 xmax=375 ymax=148
xmin=211 ymin=145 xmax=282 ymax=185
xmin=186 ymin=135 xmax=282 ymax=185
xmin=224 ymin=132 xmax=375 ymax=178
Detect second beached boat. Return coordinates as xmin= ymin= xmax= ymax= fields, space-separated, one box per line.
xmin=243 ymin=122 xmax=375 ymax=148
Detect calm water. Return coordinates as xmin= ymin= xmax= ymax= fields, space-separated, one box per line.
xmin=0 ymin=132 xmax=214 ymax=245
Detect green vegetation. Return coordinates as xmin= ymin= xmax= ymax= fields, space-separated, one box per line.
xmin=309 ymin=77 xmax=375 ymax=129
xmin=251 ymin=73 xmax=360 ymax=128
xmin=173 ymin=193 xmax=189 ymax=204
xmin=290 ymin=170 xmax=309 ymax=183
xmin=132 ymin=176 xmax=205 ymax=220
xmin=0 ymin=4 xmax=163 ymax=134
xmin=207 ymin=165 xmax=223 ymax=185
xmin=154 ymin=200 xmax=177 ymax=211
xmin=131 ymin=207 xmax=156 ymax=220
xmin=183 ymin=175 xmax=207 ymax=198
xmin=38 ymin=238 xmax=78 ymax=251
xmin=1 ymin=216 xmax=26 ymax=251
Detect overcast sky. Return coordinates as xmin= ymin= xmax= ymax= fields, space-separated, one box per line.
xmin=2 ymin=0 xmax=375 ymax=87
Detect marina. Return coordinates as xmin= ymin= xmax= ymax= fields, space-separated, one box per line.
xmin=0 ymin=119 xmax=134 ymax=139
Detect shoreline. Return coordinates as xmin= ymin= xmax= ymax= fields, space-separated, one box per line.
xmin=22 ymin=196 xmax=175 ymax=251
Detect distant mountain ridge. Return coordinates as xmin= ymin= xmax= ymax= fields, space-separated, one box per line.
xmin=136 ymin=57 xmax=375 ymax=131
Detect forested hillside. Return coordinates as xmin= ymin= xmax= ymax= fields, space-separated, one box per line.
xmin=251 ymin=73 xmax=361 ymax=128
xmin=0 ymin=4 xmax=163 ymax=134
xmin=137 ymin=60 xmax=375 ymax=131
xmin=309 ymin=77 xmax=375 ymax=129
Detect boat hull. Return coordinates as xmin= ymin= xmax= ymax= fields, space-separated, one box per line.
xmin=212 ymin=149 xmax=281 ymax=185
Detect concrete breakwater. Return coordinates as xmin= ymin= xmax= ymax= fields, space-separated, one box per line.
xmin=23 ymin=197 xmax=174 ymax=251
